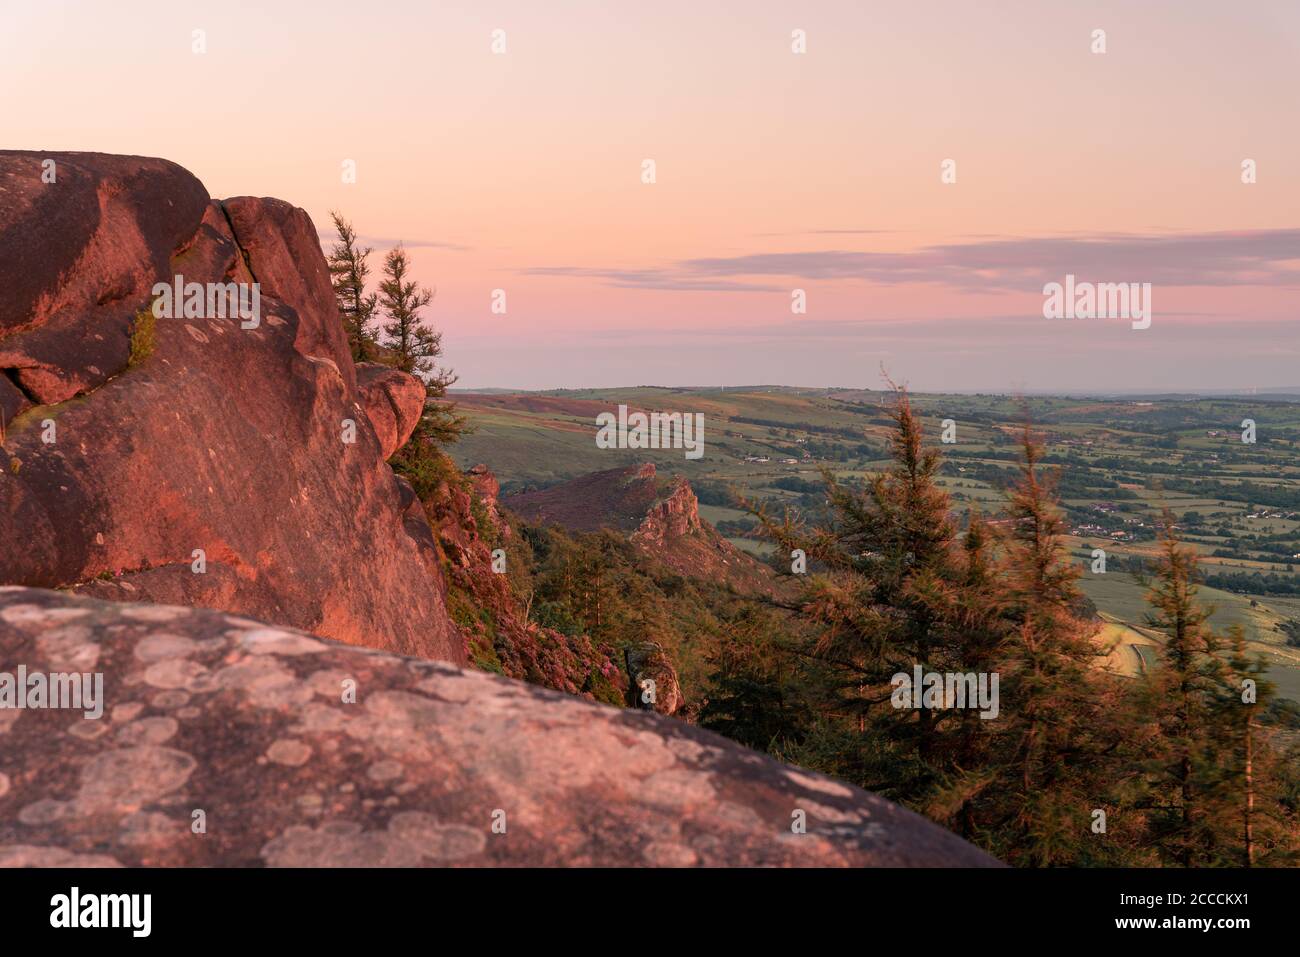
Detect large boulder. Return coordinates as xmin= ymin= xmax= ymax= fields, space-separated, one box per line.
xmin=356 ymin=362 xmax=426 ymax=459
xmin=0 ymin=151 xmax=209 ymax=406
xmin=0 ymin=151 xmax=461 ymax=663
xmin=0 ymin=588 xmax=999 ymax=867
xmin=625 ymin=641 xmax=684 ymax=716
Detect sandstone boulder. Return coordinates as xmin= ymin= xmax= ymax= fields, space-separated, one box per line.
xmin=0 ymin=587 xmax=998 ymax=867
xmin=625 ymin=641 xmax=684 ymax=716
xmin=355 ymin=362 xmax=426 ymax=460
xmin=0 ymin=151 xmax=209 ymax=407
xmin=0 ymin=151 xmax=461 ymax=663
xmin=465 ymin=463 xmax=506 ymax=534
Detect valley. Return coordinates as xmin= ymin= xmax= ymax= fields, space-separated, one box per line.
xmin=451 ymin=385 xmax=1300 ymax=702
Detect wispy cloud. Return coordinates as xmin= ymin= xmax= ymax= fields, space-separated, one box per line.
xmin=524 ymin=229 xmax=1300 ymax=292
xmin=685 ymin=230 xmax=1300 ymax=289
xmin=518 ymin=266 xmax=784 ymax=293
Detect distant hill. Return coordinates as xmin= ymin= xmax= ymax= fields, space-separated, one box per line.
xmin=504 ymin=463 xmax=777 ymax=595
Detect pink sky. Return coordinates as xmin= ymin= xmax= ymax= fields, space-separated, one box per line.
xmin=5 ymin=1 xmax=1298 ymax=391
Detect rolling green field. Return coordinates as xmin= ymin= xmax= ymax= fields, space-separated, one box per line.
xmin=450 ymin=386 xmax=1300 ymax=700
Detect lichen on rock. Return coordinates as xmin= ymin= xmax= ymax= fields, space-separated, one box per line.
xmin=0 ymin=587 xmax=999 ymax=867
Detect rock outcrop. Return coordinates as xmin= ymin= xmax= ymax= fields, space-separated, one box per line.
xmin=0 ymin=587 xmax=998 ymax=867
xmin=504 ymin=463 xmax=774 ymax=594
xmin=355 ymin=362 xmax=426 ymax=460
xmin=0 ymin=151 xmax=461 ymax=663
xmin=625 ymin=641 xmax=684 ymax=716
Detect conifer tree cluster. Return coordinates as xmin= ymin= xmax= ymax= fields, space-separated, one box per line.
xmin=740 ymin=386 xmax=1300 ymax=866
xmin=326 ymin=213 xmax=466 ymax=460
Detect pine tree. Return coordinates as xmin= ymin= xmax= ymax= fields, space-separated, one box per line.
xmin=377 ymin=243 xmax=466 ymax=451
xmin=700 ymin=604 xmax=810 ymax=753
xmin=378 ymin=244 xmax=439 ymax=377
xmin=757 ymin=386 xmax=964 ymax=801
xmin=989 ymin=425 xmax=1120 ymax=866
xmin=1140 ymin=537 xmax=1300 ymax=866
xmin=1139 ymin=519 xmax=1233 ymax=866
xmin=1219 ymin=628 xmax=1267 ymax=865
xmin=912 ymin=510 xmax=1011 ymax=842
xmin=326 ymin=212 xmax=379 ymax=362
